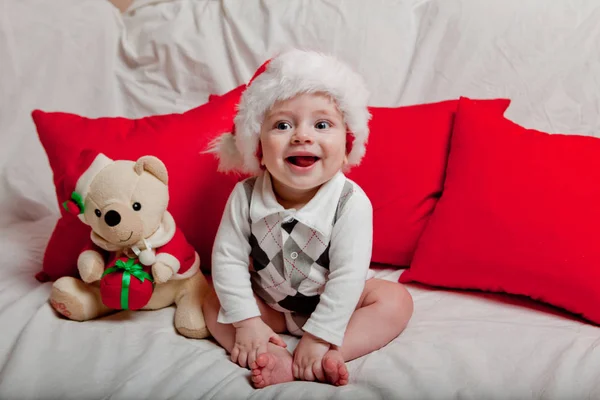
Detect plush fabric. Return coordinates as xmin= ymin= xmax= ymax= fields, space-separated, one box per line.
xmin=209 ymin=91 xmax=511 ymax=267
xmin=100 ymin=257 xmax=155 ymax=311
xmin=33 ymin=85 xmax=245 ymax=281
xmin=401 ymin=97 xmax=600 ymax=324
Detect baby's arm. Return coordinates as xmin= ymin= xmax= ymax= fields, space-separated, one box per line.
xmin=301 ymin=186 xmax=373 ymax=347
xmin=212 ymin=182 xmax=260 ymax=324
xmin=211 ymin=181 xmax=286 ymax=368
xmin=292 ymin=185 xmax=373 ymax=381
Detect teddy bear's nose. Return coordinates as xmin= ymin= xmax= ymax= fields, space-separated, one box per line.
xmin=104 ymin=210 xmax=121 ymax=227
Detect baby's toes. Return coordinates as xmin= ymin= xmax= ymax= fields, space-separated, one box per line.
xmin=337 ymin=365 xmax=349 ymax=386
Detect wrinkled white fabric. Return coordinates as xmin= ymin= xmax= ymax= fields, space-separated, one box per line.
xmin=1 ymin=0 xmax=600 ymax=398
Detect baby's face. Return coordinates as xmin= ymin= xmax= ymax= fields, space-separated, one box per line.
xmin=259 ymin=92 xmax=348 ymax=202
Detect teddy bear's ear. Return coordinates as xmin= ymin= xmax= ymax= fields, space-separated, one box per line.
xmin=134 ymin=156 xmax=168 ymax=185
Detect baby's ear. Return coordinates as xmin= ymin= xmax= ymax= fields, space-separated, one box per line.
xmin=134 ymin=156 xmax=168 ymax=185
xmin=345 ymin=131 xmax=354 ymax=155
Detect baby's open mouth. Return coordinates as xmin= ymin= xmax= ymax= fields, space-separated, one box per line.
xmin=286 ymin=156 xmax=320 ymax=167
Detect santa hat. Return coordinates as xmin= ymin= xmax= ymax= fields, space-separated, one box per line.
xmin=209 ymin=48 xmax=371 ymax=175
xmin=61 ymin=150 xmax=113 ymax=216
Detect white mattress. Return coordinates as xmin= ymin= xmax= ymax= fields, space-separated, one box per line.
xmin=1 ymin=0 xmax=600 ymax=398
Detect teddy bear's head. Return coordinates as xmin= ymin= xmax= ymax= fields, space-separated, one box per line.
xmin=79 ymin=156 xmax=169 ymax=248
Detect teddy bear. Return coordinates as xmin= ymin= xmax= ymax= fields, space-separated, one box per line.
xmin=48 ymin=151 xmax=210 ymax=339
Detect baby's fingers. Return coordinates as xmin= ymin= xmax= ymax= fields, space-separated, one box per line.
xmin=248 ymin=344 xmax=263 ymax=369
xmin=312 ymin=360 xmax=326 ymax=382
xmin=230 ymin=346 xmax=240 ymax=365
xmin=269 ymin=334 xmax=287 ymax=348
xmin=302 ymin=365 xmax=315 ymax=381
xmin=248 ymin=351 xmax=256 ymax=370
xmin=292 ymin=360 xmax=300 ymax=380
xmin=238 ymin=350 xmax=249 ymax=369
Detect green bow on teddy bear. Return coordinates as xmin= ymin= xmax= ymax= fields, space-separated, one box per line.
xmin=102 ymin=258 xmax=154 ymax=310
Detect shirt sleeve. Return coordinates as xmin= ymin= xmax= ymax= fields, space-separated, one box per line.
xmin=211 ymin=181 xmax=261 ymax=324
xmin=301 ymin=186 xmax=373 ymax=346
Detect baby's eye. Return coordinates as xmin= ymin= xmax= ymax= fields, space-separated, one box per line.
xmin=276 ymin=122 xmax=292 ymax=130
xmin=315 ymin=121 xmax=331 ymax=130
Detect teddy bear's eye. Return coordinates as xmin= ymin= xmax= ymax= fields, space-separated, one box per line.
xmin=94 ymin=209 xmax=102 ymax=218
xmin=132 ymin=202 xmax=142 ymax=211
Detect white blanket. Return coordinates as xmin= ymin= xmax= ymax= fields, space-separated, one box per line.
xmin=1 ymin=0 xmax=600 ymax=398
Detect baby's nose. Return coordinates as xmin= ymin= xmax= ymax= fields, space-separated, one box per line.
xmin=292 ymin=126 xmax=314 ymax=143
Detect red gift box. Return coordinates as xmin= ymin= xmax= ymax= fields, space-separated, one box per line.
xmin=100 ymin=257 xmax=154 ymax=310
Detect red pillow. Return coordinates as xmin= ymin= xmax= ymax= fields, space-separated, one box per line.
xmin=351 ymin=101 xmax=510 ymax=266
xmin=209 ymin=92 xmax=511 ymax=267
xmin=36 ymin=78 xmax=509 ymax=281
xmin=33 ymin=85 xmax=246 ymax=281
xmin=401 ymin=97 xmax=600 ymax=324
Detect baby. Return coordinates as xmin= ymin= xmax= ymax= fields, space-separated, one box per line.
xmin=204 ymin=49 xmax=413 ymax=388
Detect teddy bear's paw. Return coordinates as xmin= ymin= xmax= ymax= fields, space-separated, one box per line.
xmin=176 ymin=325 xmax=210 ymax=340
xmin=152 ymin=261 xmax=174 ymax=284
xmin=174 ymin=291 xmax=210 ymax=339
xmin=78 ymin=250 xmax=105 ymax=283
xmin=175 ymin=306 xmax=210 ymax=339
xmin=50 ymin=278 xmax=88 ymax=321
xmin=50 ymin=277 xmax=111 ymax=321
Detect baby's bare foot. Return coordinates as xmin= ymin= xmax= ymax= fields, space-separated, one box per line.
xmin=250 ymin=343 xmax=294 ymax=388
xmin=322 ymin=349 xmax=349 ymax=386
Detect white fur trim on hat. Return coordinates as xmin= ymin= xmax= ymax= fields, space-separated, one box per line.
xmin=209 ymin=49 xmax=371 ymax=175
xmin=75 ymin=153 xmax=113 ymax=200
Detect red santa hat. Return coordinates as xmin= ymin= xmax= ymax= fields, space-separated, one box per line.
xmin=61 ymin=150 xmax=113 ymax=216
xmin=209 ymin=48 xmax=371 ymax=175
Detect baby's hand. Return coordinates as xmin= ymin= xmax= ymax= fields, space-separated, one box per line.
xmin=292 ymin=332 xmax=330 ymax=382
xmin=232 ymin=317 xmax=287 ymax=369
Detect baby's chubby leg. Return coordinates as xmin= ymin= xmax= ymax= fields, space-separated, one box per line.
xmin=325 ymin=278 xmax=413 ymax=385
xmin=202 ymin=284 xmax=295 ymax=387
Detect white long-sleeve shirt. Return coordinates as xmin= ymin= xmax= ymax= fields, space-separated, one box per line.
xmin=211 ymin=170 xmax=373 ymax=346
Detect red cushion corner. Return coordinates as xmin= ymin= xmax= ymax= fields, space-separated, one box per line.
xmin=402 ymin=97 xmax=600 ymax=325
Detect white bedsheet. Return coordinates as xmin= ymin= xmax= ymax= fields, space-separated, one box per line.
xmin=2 ymin=217 xmax=600 ymax=399
xmin=1 ymin=0 xmax=600 ymax=398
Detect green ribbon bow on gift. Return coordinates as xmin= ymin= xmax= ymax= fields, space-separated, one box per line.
xmin=102 ymin=258 xmax=154 ymax=310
